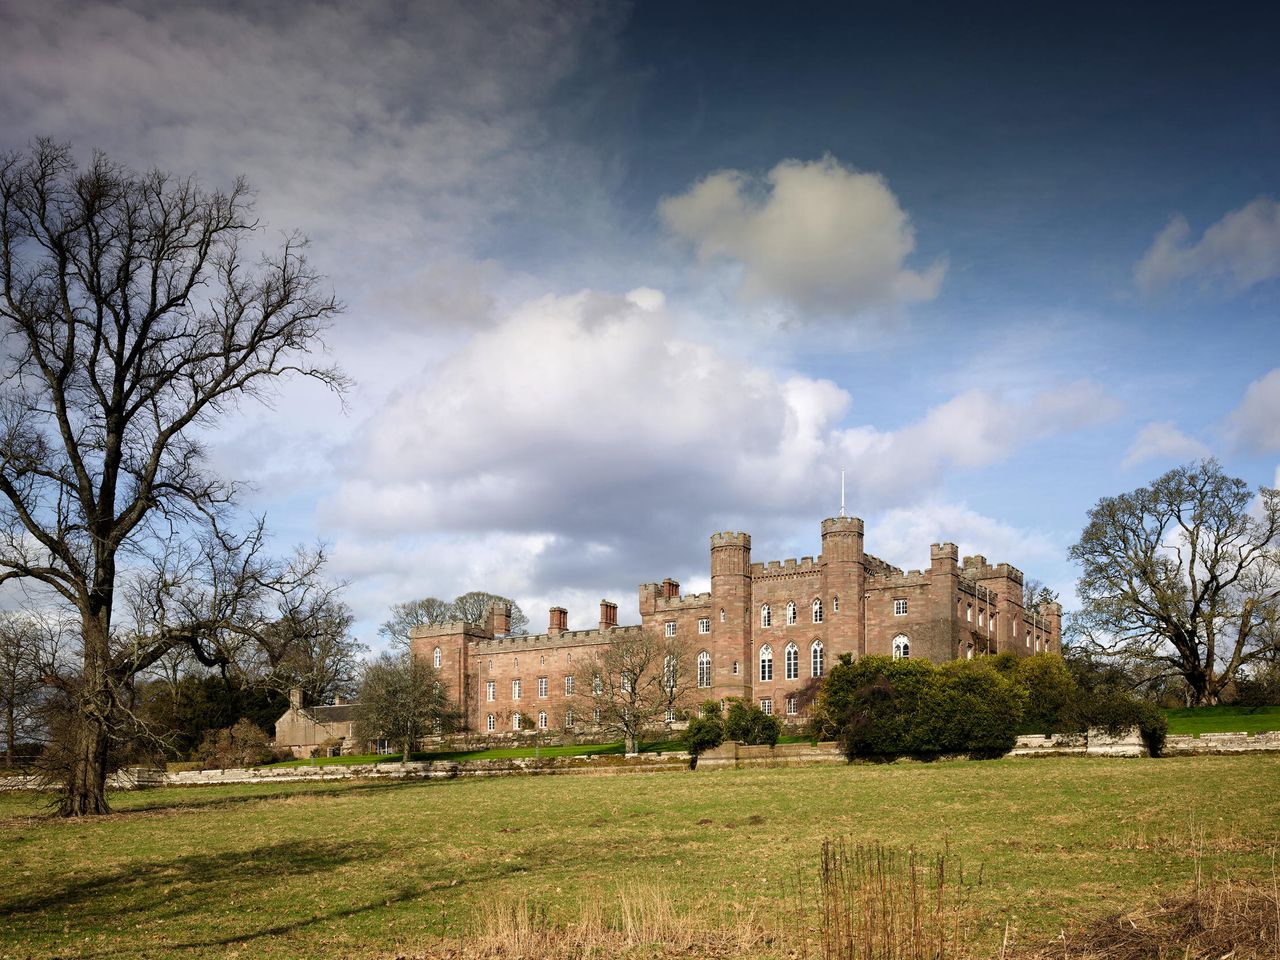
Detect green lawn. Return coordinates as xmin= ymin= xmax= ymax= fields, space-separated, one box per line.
xmin=261 ymin=735 xmax=810 ymax=768
xmin=1163 ymin=704 xmax=1280 ymax=735
xmin=2 ymin=754 xmax=1278 ymax=959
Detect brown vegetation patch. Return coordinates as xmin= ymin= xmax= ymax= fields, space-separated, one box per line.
xmin=1022 ymin=878 xmax=1280 ymax=959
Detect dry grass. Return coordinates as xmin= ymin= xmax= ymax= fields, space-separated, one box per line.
xmin=816 ymin=841 xmax=977 ymax=960
xmin=381 ymin=882 xmax=785 ymax=959
xmin=1022 ymin=873 xmax=1280 ymax=959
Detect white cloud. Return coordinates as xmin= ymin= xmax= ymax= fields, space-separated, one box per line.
xmin=659 ymin=155 xmax=945 ymax=317
xmin=868 ymin=501 xmax=1057 ymax=574
xmin=323 ymin=287 xmax=1119 ymax=603
xmin=1121 ymin=420 xmax=1211 ymax=469
xmin=1134 ymin=197 xmax=1280 ymax=297
xmin=1228 ymin=368 xmax=1280 ymax=453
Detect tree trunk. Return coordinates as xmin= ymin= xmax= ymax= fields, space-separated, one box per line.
xmin=625 ymin=729 xmax=638 ymax=755
xmin=58 ymin=712 xmax=111 ymax=816
xmin=4 ymin=699 xmax=14 ymax=768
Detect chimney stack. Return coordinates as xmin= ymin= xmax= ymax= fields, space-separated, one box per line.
xmin=289 ymin=686 xmax=302 ymax=710
xmin=661 ymin=578 xmax=680 ymax=599
xmin=549 ymin=606 xmax=568 ymax=635
xmin=488 ymin=600 xmax=512 ymax=636
xmin=599 ymin=600 xmax=618 ymax=630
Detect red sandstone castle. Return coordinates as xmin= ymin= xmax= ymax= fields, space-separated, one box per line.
xmin=410 ymin=516 xmax=1062 ymax=734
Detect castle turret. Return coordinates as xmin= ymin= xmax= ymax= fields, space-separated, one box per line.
xmin=710 ymin=531 xmax=752 ymax=700
xmin=487 ymin=600 xmax=511 ymax=637
xmin=820 ymin=517 xmax=865 ymax=659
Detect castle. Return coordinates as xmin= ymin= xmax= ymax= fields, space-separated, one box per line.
xmin=410 ymin=516 xmax=1062 ymax=735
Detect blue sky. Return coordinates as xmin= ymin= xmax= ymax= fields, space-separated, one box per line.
xmin=3 ymin=1 xmax=1277 ymax=645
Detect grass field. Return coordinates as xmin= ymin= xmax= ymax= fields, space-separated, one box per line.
xmin=1163 ymin=703 xmax=1280 ymax=735
xmin=2 ymin=754 xmax=1278 ymax=959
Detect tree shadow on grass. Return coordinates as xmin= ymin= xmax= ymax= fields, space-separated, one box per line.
xmin=107 ymin=776 xmax=443 ymax=817
xmin=2 ymin=832 xmax=529 ymax=957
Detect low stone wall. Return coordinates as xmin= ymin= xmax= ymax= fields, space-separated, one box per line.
xmin=1010 ymin=729 xmax=1148 ymax=757
xmin=1163 ymin=730 xmax=1280 ymax=755
xmin=696 ymin=741 xmax=845 ymax=769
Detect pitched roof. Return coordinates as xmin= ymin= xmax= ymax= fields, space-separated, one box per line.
xmin=306 ymin=703 xmax=355 ymax=724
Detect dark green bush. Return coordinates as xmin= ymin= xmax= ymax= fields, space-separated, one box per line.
xmin=1012 ymin=654 xmax=1082 ymax=735
xmin=724 ymin=698 xmax=782 ymax=746
xmin=683 ymin=701 xmax=726 ymax=766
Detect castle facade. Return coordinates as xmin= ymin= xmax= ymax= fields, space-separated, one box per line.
xmin=410 ymin=516 xmax=1062 ymax=734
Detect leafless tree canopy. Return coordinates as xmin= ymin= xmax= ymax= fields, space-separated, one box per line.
xmin=0 ymin=141 xmax=347 ymax=814
xmin=353 ymin=651 xmax=457 ymax=763
xmin=378 ymin=591 xmax=529 ymax=648
xmin=1068 ymin=459 xmax=1280 ymax=705
xmin=574 ymin=628 xmax=690 ymax=754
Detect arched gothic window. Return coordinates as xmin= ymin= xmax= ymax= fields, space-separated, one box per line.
xmin=759 ymin=644 xmax=774 ymax=681
xmin=486 ymin=714 xmax=495 ymax=732
xmin=786 ymin=601 xmax=797 ymax=625
xmin=784 ymin=642 xmax=799 ymax=680
xmin=812 ymin=598 xmax=823 ymax=623
xmin=893 ymin=635 xmax=910 ymax=660
xmin=697 ymin=651 xmax=712 ymax=688
xmin=433 ymin=647 xmax=442 ymax=669
xmin=811 ymin=639 xmax=825 ymax=677
xmin=833 ymin=595 xmax=839 ymax=612
xmin=761 ymin=604 xmax=772 ymax=628
xmin=513 ymin=713 xmax=522 ymax=731
xmin=720 ymin=608 xmax=726 ymax=622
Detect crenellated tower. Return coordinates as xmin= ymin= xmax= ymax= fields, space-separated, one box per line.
xmin=820 ymin=517 xmax=865 ymax=659
xmin=710 ymin=531 xmax=752 ymax=700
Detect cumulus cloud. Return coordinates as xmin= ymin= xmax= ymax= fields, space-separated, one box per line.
xmin=1121 ymin=420 xmax=1211 ymax=469
xmin=1135 ymin=197 xmax=1280 ymax=297
xmin=659 ymin=155 xmax=945 ymax=317
xmin=867 ymin=502 xmax=1057 ymax=574
xmin=1227 ymin=368 xmax=1280 ymax=453
xmin=323 ymin=287 xmax=1117 ymax=602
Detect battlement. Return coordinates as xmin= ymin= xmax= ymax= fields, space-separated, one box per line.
xmin=470 ymin=623 xmax=648 ymax=653
xmin=957 ymin=577 xmax=999 ymax=601
xmin=656 ymin=591 xmax=712 ymax=610
xmin=750 ymin=556 xmax=822 ymax=577
xmin=867 ymin=568 xmax=932 ymax=589
xmin=410 ymin=620 xmax=492 ymax=640
xmin=710 ymin=531 xmax=751 ymax=548
xmin=864 ymin=553 xmax=903 ymax=577
xmin=821 ymin=516 xmax=864 ymax=535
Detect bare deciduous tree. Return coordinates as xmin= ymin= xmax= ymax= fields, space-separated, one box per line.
xmin=0 ymin=141 xmax=346 ymax=814
xmin=0 ymin=609 xmax=66 ymax=766
xmin=1068 ymin=460 xmax=1280 ymax=706
xmin=379 ymin=592 xmax=529 ymax=649
xmin=353 ymin=651 xmax=457 ymax=765
xmin=574 ymin=628 xmax=690 ymax=754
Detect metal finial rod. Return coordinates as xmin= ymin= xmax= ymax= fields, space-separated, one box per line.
xmin=840 ymin=467 xmax=846 ymax=517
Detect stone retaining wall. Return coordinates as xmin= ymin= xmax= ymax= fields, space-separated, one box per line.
xmin=1163 ymin=730 xmax=1280 ymax=755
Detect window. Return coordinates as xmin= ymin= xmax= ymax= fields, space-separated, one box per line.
xmin=893 ymin=599 xmax=907 ymax=616
xmin=760 ymin=698 xmax=773 ymax=715
xmin=565 ymin=709 xmax=574 ymax=726
xmin=785 ymin=642 xmax=799 ymax=680
xmin=811 ymin=640 xmax=825 ymax=678
xmin=489 ymin=659 xmax=494 ymax=670
xmin=786 ymin=601 xmax=797 ymax=625
xmin=720 ymin=608 xmax=726 ymax=622
xmin=621 ymin=672 xmax=632 ymax=693
xmin=593 ymin=707 xmax=601 ymax=723
xmin=592 ymin=674 xmax=603 ymax=694
xmin=538 ymin=711 xmax=548 ymax=730
xmin=665 ymin=621 xmax=676 ymax=637
xmin=732 ymin=660 xmax=740 ymax=675
xmin=539 ymin=655 xmax=545 ymax=666
xmin=812 ymin=598 xmax=823 ymax=623
xmin=514 ymin=657 xmax=518 ymax=667
xmin=833 ymin=595 xmax=839 ymax=612
xmin=513 ymin=713 xmax=522 ymax=731
xmin=486 ymin=680 xmax=495 ymax=702
xmin=786 ymin=696 xmax=798 ymax=716
xmin=759 ymin=644 xmax=773 ymax=681
xmin=567 ymin=652 xmax=572 ymax=663
xmin=512 ymin=679 xmax=522 ymax=699
xmin=698 ymin=618 xmax=710 ymax=634
xmin=663 ymin=655 xmax=678 ymax=693
xmin=761 ymin=604 xmax=772 ymax=628
xmin=433 ymin=646 xmax=442 ymax=668
xmin=564 ymin=675 xmax=574 ymax=695
xmin=486 ymin=714 xmax=495 ymax=732
xmin=892 ymin=635 xmax=910 ymax=660
xmin=665 ymin=707 xmax=676 ymax=724
xmin=990 ymin=612 xmax=997 ymax=634
xmin=978 ymin=610 xmax=984 ymax=626
xmin=537 ymin=676 xmax=548 ymax=698
xmin=967 ymin=604 xmax=973 ymax=622
xmin=697 ymin=651 xmax=712 ymax=688
xmin=965 ymin=644 xmax=975 ymax=660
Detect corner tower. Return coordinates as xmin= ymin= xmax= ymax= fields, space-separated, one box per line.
xmin=820 ymin=517 xmax=865 ymax=659
xmin=710 ymin=531 xmax=752 ymax=700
